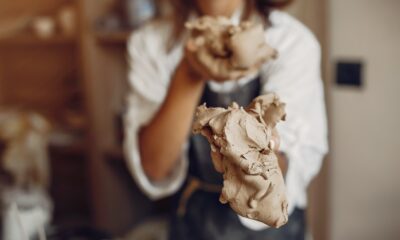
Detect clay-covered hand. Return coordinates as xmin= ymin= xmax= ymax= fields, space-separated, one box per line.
xmin=192 ymin=93 xmax=288 ymax=228
xmin=185 ymin=16 xmax=277 ymax=81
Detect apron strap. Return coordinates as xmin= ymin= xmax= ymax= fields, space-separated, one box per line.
xmin=177 ymin=176 xmax=222 ymax=217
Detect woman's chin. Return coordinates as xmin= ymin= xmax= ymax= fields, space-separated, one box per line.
xmin=196 ymin=0 xmax=242 ymax=17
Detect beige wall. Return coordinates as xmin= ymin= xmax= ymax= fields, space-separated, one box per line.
xmin=329 ymin=0 xmax=400 ymax=239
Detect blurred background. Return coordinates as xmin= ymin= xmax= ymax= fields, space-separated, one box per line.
xmin=0 ymin=0 xmax=398 ymax=239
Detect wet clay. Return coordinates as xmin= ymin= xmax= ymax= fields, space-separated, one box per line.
xmin=185 ymin=16 xmax=277 ymax=81
xmin=192 ymin=93 xmax=288 ymax=228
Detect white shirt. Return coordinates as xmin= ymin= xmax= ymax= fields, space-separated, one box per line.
xmin=124 ymin=10 xmax=329 ymax=230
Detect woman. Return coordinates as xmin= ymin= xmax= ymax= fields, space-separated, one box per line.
xmin=124 ymin=0 xmax=328 ymax=239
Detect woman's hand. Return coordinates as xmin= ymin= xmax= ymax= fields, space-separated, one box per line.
xmin=185 ymin=17 xmax=277 ymax=82
xmin=185 ymin=37 xmax=253 ymax=81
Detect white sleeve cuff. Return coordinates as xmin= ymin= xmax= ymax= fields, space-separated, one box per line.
xmin=238 ymin=215 xmax=271 ymax=231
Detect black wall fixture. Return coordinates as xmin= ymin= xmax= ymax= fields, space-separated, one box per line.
xmin=336 ymin=61 xmax=364 ymax=87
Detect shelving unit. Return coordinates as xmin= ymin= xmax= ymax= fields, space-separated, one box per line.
xmin=0 ymin=35 xmax=76 ymax=45
xmin=0 ymin=0 xmax=91 ymax=228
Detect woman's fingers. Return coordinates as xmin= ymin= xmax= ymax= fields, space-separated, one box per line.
xmin=255 ymin=44 xmax=278 ymax=66
xmin=190 ymin=45 xmax=243 ymax=81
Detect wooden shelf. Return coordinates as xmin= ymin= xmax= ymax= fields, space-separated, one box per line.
xmin=94 ymin=30 xmax=132 ymax=44
xmin=0 ymin=34 xmax=77 ymax=46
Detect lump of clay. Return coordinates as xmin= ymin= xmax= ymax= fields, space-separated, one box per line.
xmin=185 ymin=16 xmax=277 ymax=81
xmin=192 ymin=93 xmax=288 ymax=228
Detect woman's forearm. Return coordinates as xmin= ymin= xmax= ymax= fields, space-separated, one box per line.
xmin=139 ymin=60 xmax=205 ymax=181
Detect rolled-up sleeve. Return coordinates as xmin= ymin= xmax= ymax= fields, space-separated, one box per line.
xmin=262 ymin=21 xmax=329 ymax=213
xmin=123 ymin=25 xmax=188 ymax=200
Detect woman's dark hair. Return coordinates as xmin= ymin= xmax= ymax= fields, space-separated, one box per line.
xmin=165 ymin=0 xmax=293 ymax=51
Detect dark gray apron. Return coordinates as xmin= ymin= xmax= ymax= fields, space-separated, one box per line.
xmin=168 ymin=77 xmax=306 ymax=240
